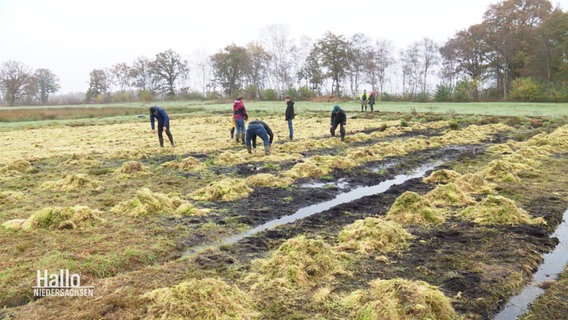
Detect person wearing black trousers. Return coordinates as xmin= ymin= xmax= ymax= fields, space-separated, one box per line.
xmin=149 ymin=106 xmax=174 ymax=147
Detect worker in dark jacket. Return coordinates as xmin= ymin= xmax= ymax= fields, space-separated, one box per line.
xmin=246 ymin=120 xmax=274 ymax=155
xmin=330 ymin=105 xmax=347 ymax=141
xmin=149 ymin=106 xmax=174 ymax=147
xmin=285 ymin=96 xmax=295 ymax=140
xmin=368 ymin=92 xmax=376 ymax=112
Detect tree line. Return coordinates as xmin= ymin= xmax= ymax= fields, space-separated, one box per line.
xmin=1 ymin=0 xmax=566 ymax=106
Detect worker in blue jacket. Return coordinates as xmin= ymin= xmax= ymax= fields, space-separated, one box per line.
xmin=246 ymin=120 xmax=274 ymax=155
xmin=149 ymin=106 xmax=175 ymax=147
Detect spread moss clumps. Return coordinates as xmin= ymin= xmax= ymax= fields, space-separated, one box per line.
xmin=163 ymin=156 xmax=205 ymax=171
xmin=111 ymin=188 xmax=207 ymax=216
xmin=39 ymin=173 xmax=102 ymax=192
xmin=386 ymin=191 xmax=446 ymax=225
xmin=62 ymin=154 xmax=101 ymax=166
xmin=423 ymin=169 xmax=462 ymax=184
xmin=480 ymin=159 xmax=532 ymax=182
xmin=113 ymin=161 xmax=152 ymax=176
xmin=0 ymin=190 xmax=25 ymax=204
xmin=245 ymin=173 xmax=293 ymax=188
xmin=345 ymin=278 xmax=457 ymax=320
xmin=456 ymin=173 xmax=496 ymax=194
xmin=337 ymin=217 xmax=414 ymax=254
xmin=143 ymin=278 xmax=257 ymax=320
xmin=190 ymin=178 xmax=253 ymax=202
xmin=284 ymin=161 xmax=331 ymax=179
xmin=251 ymin=235 xmax=348 ymax=289
xmin=424 ymin=182 xmax=476 ymax=207
xmin=461 ymin=195 xmax=545 ymax=226
xmin=0 ymin=159 xmax=36 ymax=175
xmin=2 ymin=206 xmax=104 ymax=231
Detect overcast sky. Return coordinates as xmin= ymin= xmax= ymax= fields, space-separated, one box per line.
xmin=1 ymin=0 xmax=566 ymax=93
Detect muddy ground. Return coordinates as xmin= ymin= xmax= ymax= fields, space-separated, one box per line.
xmin=2 ymin=114 xmax=568 ymax=319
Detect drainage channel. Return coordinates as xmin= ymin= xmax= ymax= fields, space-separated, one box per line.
xmin=181 ymin=160 xmax=442 ymax=258
xmin=494 ymin=208 xmax=568 ymax=320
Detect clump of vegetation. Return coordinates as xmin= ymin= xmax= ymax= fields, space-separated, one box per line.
xmin=143 ymin=278 xmax=257 ymax=320
xmin=423 ymin=169 xmax=462 ymax=184
xmin=337 ymin=217 xmax=414 ymax=254
xmin=480 ymin=159 xmax=532 ymax=182
xmin=62 ymin=154 xmax=101 ymax=166
xmin=386 ymin=191 xmax=445 ymax=225
xmin=284 ymin=161 xmax=331 ymax=179
xmin=216 ymin=151 xmax=245 ymax=165
xmin=0 ymin=159 xmax=35 ymax=174
xmin=461 ymin=195 xmax=545 ymax=226
xmin=424 ymin=182 xmax=476 ymax=207
xmin=245 ymin=173 xmax=293 ymax=188
xmin=39 ymin=173 xmax=102 ymax=191
xmin=190 ymin=178 xmax=253 ymax=201
xmin=487 ymin=144 xmax=515 ymax=155
xmin=456 ymin=173 xmax=495 ymax=194
xmin=113 ymin=160 xmax=152 ymax=175
xmin=251 ymin=235 xmax=348 ymax=289
xmin=344 ymin=278 xmax=457 ymax=320
xmin=2 ymin=206 xmax=104 ymax=231
xmin=111 ymin=188 xmax=207 ymax=216
xmin=344 ymin=132 xmax=372 ymax=143
xmin=0 ymin=190 xmax=25 ymax=204
xmin=163 ymin=156 xmax=205 ymax=171
xmin=346 ymin=148 xmax=382 ymax=163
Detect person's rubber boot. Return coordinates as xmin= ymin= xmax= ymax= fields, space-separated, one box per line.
xmin=241 ymin=133 xmax=246 ymax=145
xmin=341 ymin=135 xmax=345 ymax=142
xmin=247 ymin=145 xmax=252 ymax=154
xmin=264 ymin=145 xmax=271 ymax=155
xmin=159 ymin=136 xmax=164 ymax=148
xmin=236 ymin=134 xmax=240 ymax=144
xmin=230 ymin=128 xmax=235 ymax=139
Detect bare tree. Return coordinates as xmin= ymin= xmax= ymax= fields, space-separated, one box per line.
xmin=110 ymin=63 xmax=131 ymax=93
xmin=130 ymin=56 xmax=155 ymax=93
xmin=347 ymin=33 xmax=372 ymax=96
xmin=400 ymin=44 xmax=422 ymax=98
xmin=419 ymin=38 xmax=439 ymax=93
xmin=261 ymin=24 xmax=296 ymax=95
xmin=365 ymin=39 xmax=394 ymax=96
xmin=247 ymin=42 xmax=272 ymax=99
xmin=0 ymin=60 xmax=33 ymax=106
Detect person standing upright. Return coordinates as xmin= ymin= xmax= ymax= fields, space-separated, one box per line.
xmin=233 ymin=96 xmax=248 ymax=144
xmin=284 ymin=96 xmax=295 ymax=140
xmin=330 ymin=105 xmax=347 ymax=142
xmin=149 ymin=106 xmax=174 ymax=147
xmin=360 ymin=89 xmax=368 ymax=111
xmin=368 ymin=92 xmax=376 ymax=112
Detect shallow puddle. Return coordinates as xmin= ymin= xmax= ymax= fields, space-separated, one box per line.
xmin=182 ymin=160 xmax=441 ymax=258
xmin=494 ymin=209 xmax=568 ymax=320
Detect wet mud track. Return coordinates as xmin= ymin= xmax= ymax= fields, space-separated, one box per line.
xmin=176 ymin=143 xmax=568 ymax=319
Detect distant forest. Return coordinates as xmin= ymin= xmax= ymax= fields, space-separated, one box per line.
xmin=1 ymin=0 xmax=567 ymax=106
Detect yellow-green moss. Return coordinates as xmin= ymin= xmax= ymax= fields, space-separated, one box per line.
xmin=386 ymin=191 xmax=446 ymax=225
xmin=461 ymin=195 xmax=545 ymax=226
xmin=190 ymin=178 xmax=252 ymax=202
xmin=337 ymin=217 xmax=414 ymax=254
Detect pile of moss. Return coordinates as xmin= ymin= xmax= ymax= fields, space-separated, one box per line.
xmin=251 ymin=235 xmax=347 ymax=289
xmin=190 ymin=178 xmax=253 ymax=202
xmin=337 ymin=217 xmax=414 ymax=254
xmin=111 ymin=188 xmax=207 ymax=216
xmin=461 ymin=195 xmax=545 ymax=226
xmin=143 ymin=278 xmax=257 ymax=320
xmin=0 ymin=190 xmax=25 ymax=205
xmin=216 ymin=151 xmax=245 ymax=165
xmin=245 ymin=173 xmax=293 ymax=188
xmin=163 ymin=156 xmax=205 ymax=171
xmin=456 ymin=173 xmax=495 ymax=194
xmin=345 ymin=278 xmax=457 ymax=320
xmin=0 ymin=159 xmax=35 ymax=175
xmin=424 ymin=182 xmax=476 ymax=207
xmin=386 ymin=191 xmax=446 ymax=225
xmin=62 ymin=154 xmax=101 ymax=166
xmin=284 ymin=161 xmax=331 ymax=179
xmin=113 ymin=161 xmax=152 ymax=175
xmin=423 ymin=169 xmax=462 ymax=184
xmin=2 ymin=205 xmax=104 ymax=231
xmin=346 ymin=148 xmax=382 ymax=164
xmin=39 ymin=173 xmax=102 ymax=192
xmin=480 ymin=159 xmax=532 ymax=182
